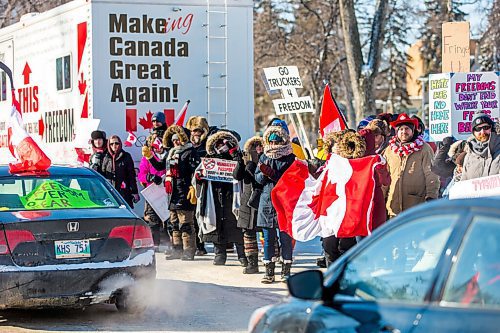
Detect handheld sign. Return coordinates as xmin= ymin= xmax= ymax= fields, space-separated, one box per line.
xmin=449 ymin=174 xmax=500 ymax=200
xmin=429 ymin=71 xmax=499 ymax=141
xmin=200 ymin=158 xmax=237 ymax=183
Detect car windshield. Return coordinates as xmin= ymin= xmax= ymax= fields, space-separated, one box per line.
xmin=0 ymin=176 xmax=120 ymax=211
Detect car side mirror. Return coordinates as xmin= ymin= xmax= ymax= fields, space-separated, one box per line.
xmin=287 ymin=270 xmax=324 ymax=300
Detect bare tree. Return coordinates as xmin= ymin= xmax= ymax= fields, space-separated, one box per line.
xmin=338 ymin=0 xmax=388 ymax=122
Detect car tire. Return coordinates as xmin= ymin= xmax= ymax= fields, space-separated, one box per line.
xmin=114 ymin=288 xmax=146 ymax=313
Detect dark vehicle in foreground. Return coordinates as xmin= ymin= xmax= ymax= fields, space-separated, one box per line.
xmin=249 ymin=198 xmax=500 ymax=332
xmin=0 ymin=165 xmax=156 ymax=312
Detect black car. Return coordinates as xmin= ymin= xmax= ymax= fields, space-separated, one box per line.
xmin=0 ymin=165 xmax=156 ymax=312
xmin=249 ymin=198 xmax=500 ymax=332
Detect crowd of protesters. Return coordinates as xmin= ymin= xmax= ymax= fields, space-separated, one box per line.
xmin=89 ymin=109 xmax=499 ymax=283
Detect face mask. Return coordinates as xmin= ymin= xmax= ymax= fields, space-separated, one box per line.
xmin=216 ymin=144 xmax=229 ymax=154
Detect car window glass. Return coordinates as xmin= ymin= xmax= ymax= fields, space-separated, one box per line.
xmin=336 ymin=214 xmax=458 ymax=303
xmin=0 ymin=176 xmax=120 ymax=211
xmin=442 ymin=215 xmax=500 ymax=308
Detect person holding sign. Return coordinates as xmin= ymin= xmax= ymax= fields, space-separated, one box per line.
xmin=196 ymin=129 xmax=245 ymax=266
xmin=383 ymin=114 xmax=439 ymax=218
xmin=256 ymin=124 xmax=296 ymax=283
xmin=145 ymin=125 xmax=200 ymax=261
xmin=102 ymin=135 xmax=140 ymax=207
xmin=461 ymin=112 xmax=499 ymax=181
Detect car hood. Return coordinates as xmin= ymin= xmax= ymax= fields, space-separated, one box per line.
xmin=0 ymin=207 xmax=137 ymax=223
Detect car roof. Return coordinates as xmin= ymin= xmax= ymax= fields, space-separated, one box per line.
xmin=0 ymin=164 xmax=96 ymax=177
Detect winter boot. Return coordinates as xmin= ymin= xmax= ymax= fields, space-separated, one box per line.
xmin=213 ymin=243 xmax=227 ymax=266
xmin=166 ymin=231 xmax=182 ymax=260
xmin=280 ymin=262 xmax=292 ymax=282
xmin=238 ymin=257 xmax=249 ymax=267
xmin=261 ymin=262 xmax=275 ymax=284
xmin=181 ymin=229 xmax=196 ymax=261
xmin=165 ymin=245 xmax=182 ymax=260
xmin=243 ymin=254 xmax=259 ymax=274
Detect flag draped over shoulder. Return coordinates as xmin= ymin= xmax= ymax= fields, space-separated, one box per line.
xmin=271 ymin=154 xmax=384 ymax=241
xmin=0 ymin=62 xmax=51 ymax=173
xmin=319 ymin=84 xmax=347 ymax=137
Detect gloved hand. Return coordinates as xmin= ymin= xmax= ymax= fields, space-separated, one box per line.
xmin=142 ymin=145 xmax=153 ymax=159
xmin=132 ymin=194 xmax=140 ymax=203
xmin=194 ymin=169 xmax=205 ymax=181
xmin=259 ymin=163 xmax=276 ymax=180
xmin=226 ymin=140 xmax=239 ymax=158
xmin=147 ymin=173 xmax=162 ymax=185
xmin=164 ymin=177 xmax=173 ymax=194
xmin=187 ymin=186 xmax=197 ymax=205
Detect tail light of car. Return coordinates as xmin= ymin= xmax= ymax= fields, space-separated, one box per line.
xmin=109 ymin=225 xmax=154 ymax=249
xmin=0 ymin=230 xmax=36 ymax=255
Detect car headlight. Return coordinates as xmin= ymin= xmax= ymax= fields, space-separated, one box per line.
xmin=248 ymin=304 xmax=273 ymax=332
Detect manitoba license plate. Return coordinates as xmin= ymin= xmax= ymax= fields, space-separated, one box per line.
xmin=55 ymin=240 xmax=91 ymax=259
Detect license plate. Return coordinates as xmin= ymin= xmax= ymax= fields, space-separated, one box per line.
xmin=54 ymin=240 xmax=91 ymax=259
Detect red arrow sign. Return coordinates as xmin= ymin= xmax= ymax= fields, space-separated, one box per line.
xmin=22 ymin=62 xmax=32 ymax=85
xmin=78 ymin=72 xmax=86 ymax=95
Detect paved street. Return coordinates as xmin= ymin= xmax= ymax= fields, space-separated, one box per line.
xmin=0 ymin=240 xmax=322 ymax=333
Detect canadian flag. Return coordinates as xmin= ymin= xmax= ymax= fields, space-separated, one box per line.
xmin=151 ymin=137 xmax=163 ymax=150
xmin=174 ymin=100 xmax=190 ymax=126
xmin=271 ymin=154 xmax=384 ymax=241
xmin=319 ymin=84 xmax=347 ymax=137
xmin=124 ymin=131 xmax=137 ymax=147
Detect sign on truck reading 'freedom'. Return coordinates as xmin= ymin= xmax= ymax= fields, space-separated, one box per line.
xmin=429 ymin=71 xmax=499 ymax=141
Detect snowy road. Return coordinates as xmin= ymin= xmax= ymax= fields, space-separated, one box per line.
xmin=0 ymin=240 xmax=322 ymax=333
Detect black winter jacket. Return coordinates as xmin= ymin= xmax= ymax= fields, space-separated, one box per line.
xmin=102 ymin=150 xmax=138 ymax=207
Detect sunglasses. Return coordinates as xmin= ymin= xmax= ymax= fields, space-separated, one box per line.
xmin=110 ymin=142 xmax=121 ymax=146
xmin=474 ymin=125 xmax=492 ymax=132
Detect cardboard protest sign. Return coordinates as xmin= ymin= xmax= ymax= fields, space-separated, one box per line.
xmin=20 ymin=180 xmax=102 ymax=210
xmin=429 ymin=73 xmax=452 ymax=141
xmin=449 ymin=174 xmax=500 ymax=200
xmin=442 ymin=22 xmax=470 ymax=73
xmin=429 ymin=71 xmax=499 ymax=141
xmin=200 ymin=157 xmax=237 ymax=183
xmin=452 ymin=72 xmax=499 ymax=137
xmin=141 ymin=183 xmax=169 ymax=222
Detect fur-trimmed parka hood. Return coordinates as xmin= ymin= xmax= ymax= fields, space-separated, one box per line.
xmin=323 ymin=129 xmax=366 ymax=159
xmin=163 ymin=125 xmax=190 ymax=148
xmin=263 ymin=125 xmax=293 ymax=159
xmin=186 ymin=116 xmax=209 ymax=143
xmin=244 ymin=136 xmax=264 ymax=153
xmin=206 ymin=130 xmax=239 ymax=155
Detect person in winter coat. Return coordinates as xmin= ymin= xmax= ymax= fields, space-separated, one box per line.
xmin=461 ymin=112 xmax=499 ymax=181
xmin=196 ymin=130 xmax=245 ymax=265
xmin=143 ymin=125 xmax=200 ymax=260
xmin=102 ymin=135 xmax=139 ymax=207
xmin=321 ymin=130 xmax=365 ymax=265
xmin=138 ymin=133 xmax=167 ymax=249
xmin=185 ymin=116 xmax=210 ymax=255
xmin=89 ymin=130 xmax=107 ymax=176
xmin=255 ymin=125 xmax=296 ymax=283
xmin=151 ymin=111 xmax=168 ymax=140
xmin=233 ymin=136 xmax=264 ymax=274
xmin=383 ymin=113 xmax=439 ymax=218
xmin=358 ymin=128 xmax=391 ymax=231
xmin=365 ymin=119 xmax=391 ymax=154
xmin=431 ymin=137 xmax=467 ymax=195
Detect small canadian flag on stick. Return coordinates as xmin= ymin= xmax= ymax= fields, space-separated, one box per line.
xmin=124 ymin=131 xmax=138 ymax=147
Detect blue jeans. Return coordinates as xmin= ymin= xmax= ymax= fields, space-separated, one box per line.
xmin=262 ymin=228 xmax=293 ymax=262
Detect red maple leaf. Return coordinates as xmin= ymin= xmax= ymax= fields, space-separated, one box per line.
xmin=308 ymin=179 xmax=339 ymax=219
xmin=78 ymin=73 xmax=87 ymax=95
xmin=139 ymin=111 xmax=154 ymax=130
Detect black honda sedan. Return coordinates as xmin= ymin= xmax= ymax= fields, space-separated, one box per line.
xmin=249 ymin=198 xmax=500 ymax=332
xmin=0 ymin=165 xmax=156 ymax=312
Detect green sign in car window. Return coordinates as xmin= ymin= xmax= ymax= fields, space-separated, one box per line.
xmin=20 ymin=180 xmax=102 ymax=210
